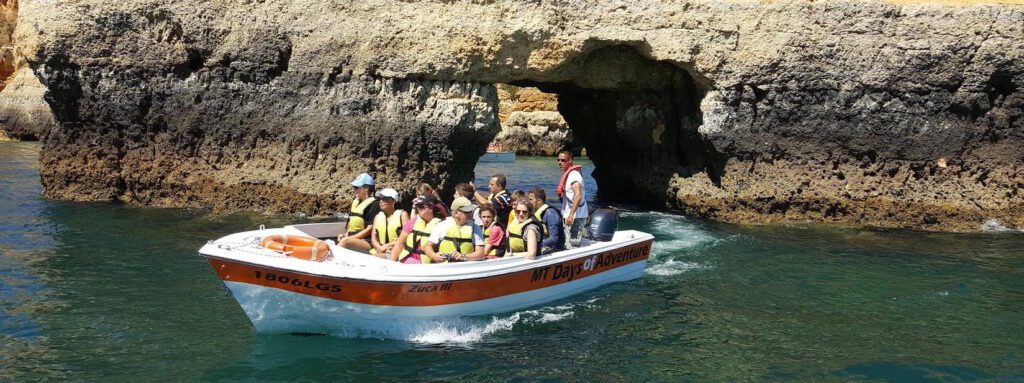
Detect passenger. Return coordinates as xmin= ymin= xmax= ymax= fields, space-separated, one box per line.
xmin=556 ymin=150 xmax=588 ymax=249
xmin=473 ymin=174 xmax=512 ymax=229
xmin=424 ymin=197 xmax=486 ymax=262
xmin=479 ymin=205 xmax=506 ymax=259
xmin=391 ymin=195 xmax=443 ymax=264
xmin=338 ymin=173 xmax=380 ymax=252
xmin=506 ymin=189 xmax=526 ymax=228
xmin=416 ymin=182 xmax=449 ymax=218
xmin=528 ymin=188 xmax=565 ymax=254
xmin=507 ymin=200 xmax=542 ymax=260
xmin=454 ymin=182 xmax=482 ymax=225
xmin=368 ymin=188 xmax=409 ymax=257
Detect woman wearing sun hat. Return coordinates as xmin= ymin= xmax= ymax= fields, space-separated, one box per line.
xmin=338 ymin=172 xmax=380 ymax=252
xmin=369 ymin=188 xmax=409 ymax=257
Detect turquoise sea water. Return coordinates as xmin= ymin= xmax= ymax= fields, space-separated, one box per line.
xmin=1 ymin=141 xmax=1023 ymax=382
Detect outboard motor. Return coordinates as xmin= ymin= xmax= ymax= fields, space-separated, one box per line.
xmin=587 ymin=208 xmax=619 ymax=241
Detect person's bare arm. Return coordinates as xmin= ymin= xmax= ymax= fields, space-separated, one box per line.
xmin=370 ymin=230 xmax=385 ymax=254
xmin=462 ymin=245 xmax=486 ymax=261
xmin=567 ymin=182 xmax=582 ymax=225
xmin=473 ymin=191 xmax=490 ymax=206
xmin=389 ymin=231 xmax=410 ymax=261
xmin=354 ymin=226 xmax=373 ymax=239
xmin=423 ymin=242 xmax=447 ymax=263
xmin=523 ymin=230 xmax=539 ymax=260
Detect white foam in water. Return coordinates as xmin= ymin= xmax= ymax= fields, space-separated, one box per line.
xmin=622 ymin=211 xmax=719 ymax=276
xmin=326 ymin=298 xmax=601 ymax=344
xmin=407 ymin=314 xmax=521 ymax=344
xmin=646 ymin=259 xmax=708 ymax=276
xmin=981 ymin=219 xmax=1015 ymax=232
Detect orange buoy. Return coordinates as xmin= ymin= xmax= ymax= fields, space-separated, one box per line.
xmin=260 ymin=234 xmax=331 ymax=262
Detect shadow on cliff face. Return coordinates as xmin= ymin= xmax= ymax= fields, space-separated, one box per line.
xmin=509 ymin=45 xmax=723 ymax=208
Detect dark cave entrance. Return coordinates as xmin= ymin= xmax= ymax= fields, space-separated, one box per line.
xmin=505 ymin=45 xmax=723 ymax=208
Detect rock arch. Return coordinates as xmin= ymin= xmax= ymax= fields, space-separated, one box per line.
xmin=16 ymin=0 xmax=1024 ymax=230
xmin=504 ymin=44 xmax=721 ymax=206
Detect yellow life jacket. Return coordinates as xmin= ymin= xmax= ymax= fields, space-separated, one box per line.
xmin=369 ymin=209 xmax=404 ymax=255
xmin=400 ymin=216 xmax=441 ymax=263
xmin=508 ymin=217 xmax=538 ymax=253
xmin=438 ymin=218 xmax=475 ymax=255
xmin=483 ymin=222 xmax=498 ymax=257
xmin=347 ymin=197 xmax=377 ymax=235
xmin=533 ymin=204 xmax=552 ymax=237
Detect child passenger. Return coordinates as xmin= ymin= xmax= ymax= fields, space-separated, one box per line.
xmin=479 ymin=205 xmax=505 ymax=259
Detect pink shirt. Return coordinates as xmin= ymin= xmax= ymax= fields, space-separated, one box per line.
xmin=402 ymin=218 xmax=416 ymax=234
xmin=486 ymin=225 xmax=504 ymax=247
xmin=400 ymin=218 xmax=422 ymax=263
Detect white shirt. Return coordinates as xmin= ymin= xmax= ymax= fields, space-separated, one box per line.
xmin=561 ymin=169 xmax=588 ymax=219
xmin=428 ymin=218 xmax=485 ymax=247
xmin=472 ymin=207 xmax=484 ymax=226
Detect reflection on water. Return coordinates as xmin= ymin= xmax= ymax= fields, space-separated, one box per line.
xmin=1 ymin=141 xmax=1023 ymax=381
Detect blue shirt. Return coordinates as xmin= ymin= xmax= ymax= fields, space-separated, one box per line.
xmin=489 ymin=190 xmax=512 ymax=228
xmin=540 ymin=206 xmax=565 ymax=252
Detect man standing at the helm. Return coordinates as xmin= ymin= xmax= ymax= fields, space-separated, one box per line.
xmin=556 ymin=149 xmax=587 ymax=249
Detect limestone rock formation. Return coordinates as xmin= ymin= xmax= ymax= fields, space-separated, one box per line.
xmin=0 ymin=0 xmax=15 ymax=88
xmin=0 ymin=0 xmax=54 ymax=140
xmin=14 ymin=0 xmax=1024 ymax=230
xmin=493 ymin=85 xmax=574 ymax=156
xmin=0 ymin=65 xmax=56 ymax=140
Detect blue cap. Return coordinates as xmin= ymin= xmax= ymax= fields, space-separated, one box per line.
xmin=350 ymin=173 xmax=374 ymax=187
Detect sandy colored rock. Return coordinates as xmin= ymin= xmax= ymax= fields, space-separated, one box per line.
xmin=0 ymin=0 xmax=54 ymax=140
xmin=0 ymin=0 xmax=15 ymax=89
xmin=0 ymin=65 xmax=54 ymax=140
xmin=493 ymin=84 xmax=574 ymax=155
xmin=12 ymin=0 xmax=1024 ymax=230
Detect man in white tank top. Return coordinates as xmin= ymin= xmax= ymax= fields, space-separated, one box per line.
xmin=556 ymin=150 xmax=588 ymax=248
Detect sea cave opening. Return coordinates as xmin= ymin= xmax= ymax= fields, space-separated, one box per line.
xmin=482 ymin=45 xmax=721 ymax=209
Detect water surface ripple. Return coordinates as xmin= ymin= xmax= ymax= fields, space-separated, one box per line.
xmin=1 ymin=142 xmax=1023 ymax=382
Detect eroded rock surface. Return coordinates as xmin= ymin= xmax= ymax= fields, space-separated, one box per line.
xmin=15 ymin=0 xmax=1024 ymax=230
xmin=0 ymin=66 xmax=56 ymax=140
xmin=0 ymin=0 xmax=54 ymax=141
xmin=493 ymin=85 xmax=574 ymax=156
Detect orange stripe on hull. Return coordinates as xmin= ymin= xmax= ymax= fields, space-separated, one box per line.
xmin=208 ymin=240 xmax=652 ymax=307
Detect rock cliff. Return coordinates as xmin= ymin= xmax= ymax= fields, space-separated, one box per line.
xmin=14 ymin=0 xmax=1024 ymax=230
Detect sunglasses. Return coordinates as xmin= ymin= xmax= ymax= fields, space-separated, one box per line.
xmin=515 ymin=209 xmax=530 ymax=214
xmin=415 ymin=204 xmax=430 ymax=210
xmin=557 ymin=158 xmax=569 ymax=163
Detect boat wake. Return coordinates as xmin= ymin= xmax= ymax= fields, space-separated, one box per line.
xmin=646 ymin=259 xmax=707 ymax=276
xmin=622 ymin=211 xmax=723 ymax=276
xmin=317 ymin=298 xmax=601 ymax=344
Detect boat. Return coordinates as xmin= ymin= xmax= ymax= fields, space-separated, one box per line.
xmin=478 ymin=150 xmax=515 ymax=163
xmin=199 ymin=221 xmax=653 ymax=334
xmin=478 ymin=142 xmax=516 ymax=163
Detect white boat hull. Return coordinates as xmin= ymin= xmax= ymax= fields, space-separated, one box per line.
xmin=201 ymin=225 xmax=653 ymax=334
xmin=223 ymin=261 xmax=644 ymax=333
